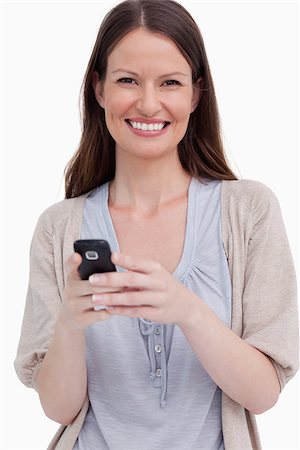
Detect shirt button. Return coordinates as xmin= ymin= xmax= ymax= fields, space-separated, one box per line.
xmin=156 ymin=368 xmax=162 ymax=378
xmin=154 ymin=327 xmax=160 ymax=335
xmin=154 ymin=344 xmax=162 ymax=353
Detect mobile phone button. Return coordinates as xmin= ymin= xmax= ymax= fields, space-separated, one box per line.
xmin=85 ymin=250 xmax=99 ymax=260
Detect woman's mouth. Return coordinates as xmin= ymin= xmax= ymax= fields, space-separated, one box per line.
xmin=125 ymin=119 xmax=170 ymax=131
xmin=125 ymin=119 xmax=171 ymax=137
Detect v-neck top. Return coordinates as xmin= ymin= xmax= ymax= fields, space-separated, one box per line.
xmin=74 ymin=177 xmax=232 ymax=450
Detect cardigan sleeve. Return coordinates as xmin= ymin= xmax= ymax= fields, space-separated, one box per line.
xmin=241 ymin=182 xmax=299 ymax=390
xmin=14 ymin=208 xmax=63 ymax=392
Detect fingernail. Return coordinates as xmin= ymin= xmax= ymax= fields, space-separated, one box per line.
xmin=89 ymin=274 xmax=101 ymax=284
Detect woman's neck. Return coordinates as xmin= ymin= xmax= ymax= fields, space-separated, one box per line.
xmin=109 ymin=154 xmax=192 ymax=215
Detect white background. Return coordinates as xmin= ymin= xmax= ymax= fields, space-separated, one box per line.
xmin=1 ymin=1 xmax=299 ymax=449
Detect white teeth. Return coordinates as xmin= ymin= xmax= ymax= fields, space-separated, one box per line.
xmin=129 ymin=120 xmax=166 ymax=131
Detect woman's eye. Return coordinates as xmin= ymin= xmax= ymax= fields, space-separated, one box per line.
xmin=117 ymin=78 xmax=181 ymax=86
xmin=117 ymin=78 xmax=136 ymax=84
xmin=163 ymin=80 xmax=181 ymax=86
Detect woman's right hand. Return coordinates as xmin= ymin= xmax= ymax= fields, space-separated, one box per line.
xmin=59 ymin=252 xmax=116 ymax=331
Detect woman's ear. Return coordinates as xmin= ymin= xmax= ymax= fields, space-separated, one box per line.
xmin=92 ymin=71 xmax=105 ymax=108
xmin=191 ymin=77 xmax=203 ymax=112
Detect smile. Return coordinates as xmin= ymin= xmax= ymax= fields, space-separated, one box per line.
xmin=126 ymin=120 xmax=170 ymax=131
xmin=125 ymin=119 xmax=170 ymax=131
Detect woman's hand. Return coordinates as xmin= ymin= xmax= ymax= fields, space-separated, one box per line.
xmin=90 ymin=252 xmax=199 ymax=326
xmin=59 ymin=253 xmax=122 ymax=331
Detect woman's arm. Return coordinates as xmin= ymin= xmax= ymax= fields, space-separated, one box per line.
xmin=37 ymin=319 xmax=87 ymax=425
xmin=36 ymin=253 xmax=114 ymax=425
xmin=94 ymin=277 xmax=280 ymax=414
xmin=90 ymin=254 xmax=280 ymax=414
xmin=177 ymin=298 xmax=280 ymax=414
xmin=15 ymin=204 xmax=113 ymax=425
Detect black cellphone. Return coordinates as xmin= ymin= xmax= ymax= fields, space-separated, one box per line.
xmin=74 ymin=239 xmax=116 ymax=280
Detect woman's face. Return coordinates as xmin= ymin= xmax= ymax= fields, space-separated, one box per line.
xmin=94 ymin=28 xmax=200 ymax=161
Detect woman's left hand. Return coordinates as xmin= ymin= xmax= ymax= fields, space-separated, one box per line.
xmin=89 ymin=252 xmax=200 ymax=326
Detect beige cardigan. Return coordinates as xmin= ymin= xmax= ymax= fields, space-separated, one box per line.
xmin=15 ymin=179 xmax=299 ymax=450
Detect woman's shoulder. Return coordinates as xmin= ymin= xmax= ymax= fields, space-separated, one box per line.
xmin=35 ymin=191 xmax=90 ymax=235
xmin=221 ymin=178 xmax=280 ymax=217
xmin=45 ymin=192 xmax=88 ymax=215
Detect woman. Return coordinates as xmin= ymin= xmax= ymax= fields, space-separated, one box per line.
xmin=14 ymin=1 xmax=298 ymax=449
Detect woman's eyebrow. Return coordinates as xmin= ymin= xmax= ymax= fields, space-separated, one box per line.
xmin=111 ymin=69 xmax=188 ymax=78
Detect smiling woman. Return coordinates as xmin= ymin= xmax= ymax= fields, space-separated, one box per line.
xmin=13 ymin=1 xmax=298 ymax=450
xmin=63 ymin=0 xmax=237 ymax=199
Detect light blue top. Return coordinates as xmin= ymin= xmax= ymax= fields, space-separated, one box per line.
xmin=74 ymin=178 xmax=232 ymax=450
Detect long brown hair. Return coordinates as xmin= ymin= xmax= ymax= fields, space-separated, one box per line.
xmin=65 ymin=0 xmax=237 ymax=198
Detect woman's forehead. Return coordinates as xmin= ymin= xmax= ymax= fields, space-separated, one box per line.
xmin=106 ymin=28 xmax=191 ymax=75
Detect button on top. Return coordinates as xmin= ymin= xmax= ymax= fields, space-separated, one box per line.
xmin=154 ymin=326 xmax=161 ymax=335
xmin=154 ymin=344 xmax=162 ymax=353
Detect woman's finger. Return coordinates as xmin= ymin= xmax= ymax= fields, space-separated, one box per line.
xmin=66 ymin=279 xmax=122 ymax=298
xmin=66 ymin=252 xmax=82 ymax=280
xmin=106 ymin=305 xmax=156 ymax=321
xmin=111 ymin=252 xmax=162 ymax=274
xmin=81 ymin=309 xmax=112 ymax=325
xmin=92 ymin=289 xmax=159 ymax=307
xmin=89 ymin=270 xmax=164 ymax=291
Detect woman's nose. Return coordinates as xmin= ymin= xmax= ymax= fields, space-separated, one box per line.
xmin=135 ymin=84 xmax=162 ymax=116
